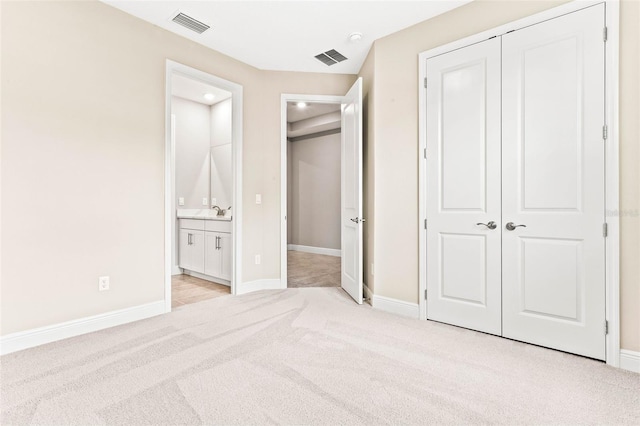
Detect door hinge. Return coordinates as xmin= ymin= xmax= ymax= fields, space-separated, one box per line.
xmin=423 ymin=148 xmax=427 ymax=159
xmin=603 ymin=223 xmax=608 ymax=237
xmin=424 ymin=289 xmax=428 ymax=300
xmin=424 ymin=219 xmax=427 ymax=230
xmin=603 ymin=124 xmax=608 ymax=140
xmin=605 ymin=320 xmax=609 ymax=335
xmin=424 ymin=77 xmax=427 ymax=88
xmin=603 ymin=27 xmax=608 ymax=42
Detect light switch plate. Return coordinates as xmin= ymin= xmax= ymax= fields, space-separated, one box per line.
xmin=178 ymin=197 xmax=185 ymax=206
xmin=211 ymin=198 xmax=217 ymax=206
xmin=255 ymin=255 xmax=261 ymax=265
xmin=202 ymin=197 xmax=208 ymax=206
xmin=256 ymin=194 xmax=262 ymax=204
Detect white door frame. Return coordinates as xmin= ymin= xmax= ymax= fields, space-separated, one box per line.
xmin=165 ymin=60 xmax=243 ymax=311
xmin=280 ymin=94 xmax=344 ymax=288
xmin=418 ymin=0 xmax=620 ymax=366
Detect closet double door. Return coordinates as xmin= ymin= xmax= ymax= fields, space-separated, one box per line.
xmin=425 ymin=5 xmax=606 ymax=360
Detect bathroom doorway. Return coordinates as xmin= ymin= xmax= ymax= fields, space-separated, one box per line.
xmin=164 ymin=61 xmax=243 ymax=312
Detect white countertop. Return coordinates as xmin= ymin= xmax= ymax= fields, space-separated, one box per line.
xmin=177 ymin=209 xmax=232 ymax=221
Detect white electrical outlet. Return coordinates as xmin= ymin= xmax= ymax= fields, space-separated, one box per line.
xmin=178 ymin=197 xmax=185 ymax=206
xmin=202 ymin=197 xmax=208 ymax=206
xmin=99 ymin=276 xmax=110 ymax=291
xmin=211 ymin=198 xmax=217 ymax=205
xmin=255 ymin=255 xmax=261 ymax=265
xmin=255 ymin=194 xmax=262 ymax=204
xmin=371 ymin=263 xmax=375 ymax=276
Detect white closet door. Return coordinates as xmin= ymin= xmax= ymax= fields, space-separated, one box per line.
xmin=426 ymin=38 xmax=502 ymax=335
xmin=501 ymin=4 xmax=606 ymax=359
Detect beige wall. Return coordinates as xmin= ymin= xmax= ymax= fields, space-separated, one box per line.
xmin=287 ymin=133 xmax=341 ymax=250
xmin=360 ymin=48 xmax=376 ymax=294
xmin=361 ymin=0 xmax=640 ymax=351
xmin=618 ymin=0 xmax=640 ymax=351
xmin=0 ymin=0 xmax=355 ymax=335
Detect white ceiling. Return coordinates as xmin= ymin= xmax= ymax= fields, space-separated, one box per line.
xmin=171 ymin=74 xmax=232 ymax=106
xmin=287 ymin=102 xmax=341 ymax=138
xmin=102 ymin=1 xmax=471 ymax=74
xmin=287 ymin=102 xmax=341 ymax=123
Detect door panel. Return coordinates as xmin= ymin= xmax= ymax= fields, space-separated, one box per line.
xmin=426 ymin=38 xmax=502 ymax=335
xmin=440 ymin=234 xmax=487 ymax=305
xmin=341 ymin=78 xmax=363 ymax=304
xmin=501 ymin=4 xmax=605 ymax=359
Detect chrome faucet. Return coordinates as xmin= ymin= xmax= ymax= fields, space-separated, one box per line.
xmin=211 ymin=205 xmax=223 ymax=216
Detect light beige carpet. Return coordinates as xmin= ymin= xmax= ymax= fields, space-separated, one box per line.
xmin=1 ymin=288 xmax=638 ymax=425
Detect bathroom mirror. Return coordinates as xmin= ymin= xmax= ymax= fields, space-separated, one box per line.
xmin=172 ymin=73 xmax=232 ymax=213
xmin=209 ymin=97 xmax=233 ymax=211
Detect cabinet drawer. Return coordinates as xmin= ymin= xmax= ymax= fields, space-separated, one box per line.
xmin=205 ymin=220 xmax=232 ymax=233
xmin=180 ymin=219 xmax=205 ymax=231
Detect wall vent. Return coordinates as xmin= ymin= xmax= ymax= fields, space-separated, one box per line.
xmin=314 ymin=49 xmax=348 ymax=66
xmin=172 ymin=12 xmax=210 ymax=34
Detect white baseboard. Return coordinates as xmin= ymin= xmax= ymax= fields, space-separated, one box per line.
xmin=288 ymin=244 xmax=341 ymax=257
xmin=0 ymin=300 xmax=165 ymax=356
xmin=371 ymin=294 xmax=420 ymax=319
xmin=236 ymin=279 xmax=283 ymax=295
xmin=171 ymin=265 xmax=182 ymax=276
xmin=620 ymin=349 xmax=640 ymax=373
xmin=183 ymin=270 xmax=230 ymax=287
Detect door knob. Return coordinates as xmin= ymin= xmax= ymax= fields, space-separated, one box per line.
xmin=506 ymin=222 xmax=527 ymax=231
xmin=476 ymin=221 xmax=497 ymax=230
xmin=351 ymin=217 xmax=366 ymax=223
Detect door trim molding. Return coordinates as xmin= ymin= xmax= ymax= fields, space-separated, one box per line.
xmin=418 ymin=0 xmax=620 ymax=367
xmin=280 ymin=94 xmax=344 ymax=288
xmin=165 ymin=60 xmax=243 ymax=310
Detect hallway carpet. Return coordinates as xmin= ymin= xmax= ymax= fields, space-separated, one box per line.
xmin=1 ymin=288 xmax=638 ymax=425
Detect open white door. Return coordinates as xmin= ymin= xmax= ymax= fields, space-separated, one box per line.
xmin=341 ymin=78 xmax=363 ymax=304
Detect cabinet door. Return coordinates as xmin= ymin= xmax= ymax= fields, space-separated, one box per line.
xmin=181 ymin=229 xmax=205 ymax=274
xmin=179 ymin=229 xmax=192 ymax=271
xmin=219 ymin=233 xmax=232 ymax=281
xmin=190 ymin=230 xmax=205 ymax=274
xmin=204 ymin=232 xmax=222 ymax=278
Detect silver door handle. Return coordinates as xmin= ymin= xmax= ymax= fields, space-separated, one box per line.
xmin=350 ymin=217 xmax=366 ymax=223
xmin=476 ymin=221 xmax=497 ymax=230
xmin=506 ymin=222 xmax=527 ymax=231
xmin=187 ymin=233 xmax=191 ymax=245
xmin=216 ymin=236 xmax=220 ymax=250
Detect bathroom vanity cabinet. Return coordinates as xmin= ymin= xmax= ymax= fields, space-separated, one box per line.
xmin=179 ymin=218 xmax=232 ymax=284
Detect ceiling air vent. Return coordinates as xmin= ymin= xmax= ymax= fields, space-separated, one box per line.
xmin=314 ymin=49 xmax=348 ymax=66
xmin=172 ymin=12 xmax=210 ymax=34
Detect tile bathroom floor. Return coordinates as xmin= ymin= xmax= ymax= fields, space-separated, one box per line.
xmin=171 ymin=274 xmax=230 ymax=308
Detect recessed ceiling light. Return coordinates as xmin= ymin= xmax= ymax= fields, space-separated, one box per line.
xmin=348 ymin=32 xmax=363 ymax=43
xmin=204 ymin=93 xmax=215 ymax=101
xmin=296 ymin=102 xmax=307 ymax=108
